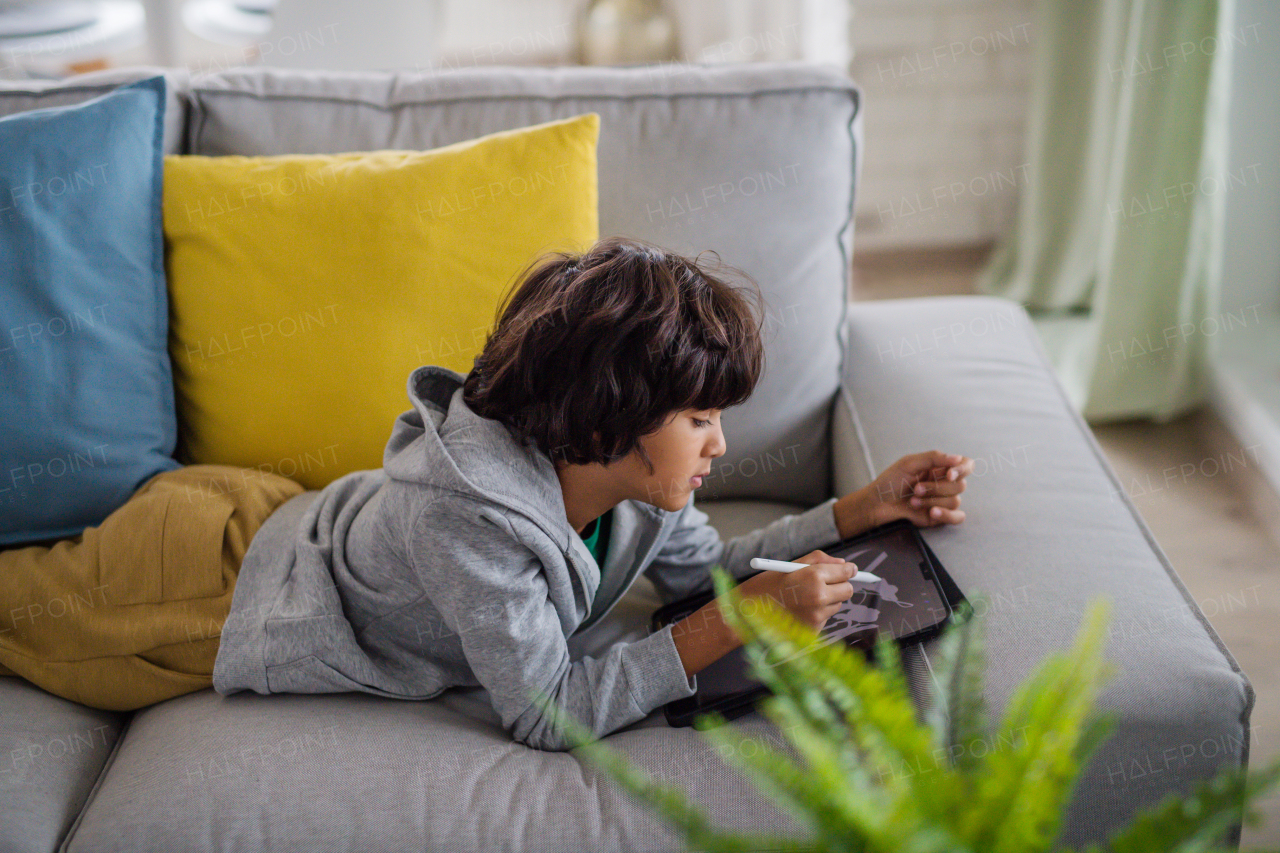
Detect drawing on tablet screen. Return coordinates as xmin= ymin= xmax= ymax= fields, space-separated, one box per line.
xmin=763 ymin=538 xmax=924 ymax=667
xmin=843 ymin=546 xmax=912 ymax=607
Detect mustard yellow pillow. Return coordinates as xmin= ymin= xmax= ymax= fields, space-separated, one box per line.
xmin=163 ymin=113 xmax=599 ymax=489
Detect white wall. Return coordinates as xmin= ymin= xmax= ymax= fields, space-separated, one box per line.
xmin=432 ymin=0 xmax=576 ymax=68
xmin=846 ymin=0 xmax=1037 ymax=251
xmin=432 ymin=0 xmax=850 ymax=69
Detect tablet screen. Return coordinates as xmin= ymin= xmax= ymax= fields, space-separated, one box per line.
xmin=687 ymin=585 xmax=881 ymax=703
xmin=670 ymin=525 xmax=951 ymax=705
xmin=825 ymin=526 xmax=951 ymax=644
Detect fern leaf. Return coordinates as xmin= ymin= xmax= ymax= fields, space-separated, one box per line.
xmin=1095 ymin=753 xmax=1280 ymax=853
xmin=530 ymin=687 xmax=822 ymax=853
xmin=529 ymin=571 xmax=1277 ymax=853
xmin=868 ymin=615 xmax=912 ymax=717
xmin=711 ymin=567 xmax=941 ymax=796
xmin=710 ymin=568 xmax=883 ymax=766
xmin=737 ymin=636 xmax=851 ymax=747
xmin=962 ymin=599 xmax=1115 ymax=853
xmin=692 ymin=706 xmax=863 ymax=847
xmin=710 ymin=565 xmax=984 ymax=852
xmin=924 ymin=596 xmax=991 ymax=773
xmin=753 ymin=694 xmax=891 ymax=844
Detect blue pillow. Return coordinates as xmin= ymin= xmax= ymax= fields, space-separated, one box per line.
xmin=0 ymin=75 xmax=180 ymax=546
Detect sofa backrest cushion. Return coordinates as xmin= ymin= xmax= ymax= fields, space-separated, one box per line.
xmin=0 ymin=66 xmax=189 ymax=154
xmin=182 ymin=62 xmax=861 ymax=506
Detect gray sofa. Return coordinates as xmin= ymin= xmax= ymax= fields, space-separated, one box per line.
xmin=0 ymin=61 xmax=1253 ymax=853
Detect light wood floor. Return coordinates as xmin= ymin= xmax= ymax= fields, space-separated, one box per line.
xmin=854 ymin=245 xmax=1280 ymax=849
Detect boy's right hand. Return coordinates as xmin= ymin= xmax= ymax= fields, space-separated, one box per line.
xmin=733 ymin=550 xmax=858 ymax=633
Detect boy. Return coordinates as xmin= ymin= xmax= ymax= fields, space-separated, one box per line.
xmin=1 ymin=236 xmax=971 ymax=752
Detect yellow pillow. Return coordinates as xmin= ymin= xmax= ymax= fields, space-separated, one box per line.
xmin=163 ymin=113 xmax=600 ymax=489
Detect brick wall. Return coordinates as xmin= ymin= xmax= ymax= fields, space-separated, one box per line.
xmin=848 ymin=0 xmax=1038 ymax=251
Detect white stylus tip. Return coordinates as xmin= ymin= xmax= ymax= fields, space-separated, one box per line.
xmin=749 ymin=558 xmax=806 ymax=572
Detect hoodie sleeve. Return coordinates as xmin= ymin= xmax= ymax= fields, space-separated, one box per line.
xmin=408 ymin=498 xmax=698 ymax=752
xmin=643 ymin=492 xmax=844 ymax=606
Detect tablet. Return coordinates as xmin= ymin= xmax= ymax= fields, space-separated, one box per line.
xmin=822 ymin=522 xmax=953 ymax=646
xmin=650 ymin=518 xmax=961 ymax=726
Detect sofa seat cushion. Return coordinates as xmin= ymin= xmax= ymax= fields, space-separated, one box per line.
xmin=64 ymin=687 xmax=814 ymax=853
xmin=0 ymin=679 xmax=128 ymax=853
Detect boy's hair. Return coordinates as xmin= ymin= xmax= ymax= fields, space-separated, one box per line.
xmin=462 ymin=235 xmax=765 ymax=473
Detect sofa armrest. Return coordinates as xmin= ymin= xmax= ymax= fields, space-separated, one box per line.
xmin=836 ymin=294 xmax=1254 ymax=848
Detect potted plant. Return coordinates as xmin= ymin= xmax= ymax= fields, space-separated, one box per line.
xmin=535 ymin=566 xmax=1280 ymax=852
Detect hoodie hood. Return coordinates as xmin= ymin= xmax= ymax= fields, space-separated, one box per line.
xmin=382 ymin=365 xmax=666 ymax=550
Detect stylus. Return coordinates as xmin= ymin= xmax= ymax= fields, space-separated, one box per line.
xmin=749 ymin=558 xmax=881 ymax=583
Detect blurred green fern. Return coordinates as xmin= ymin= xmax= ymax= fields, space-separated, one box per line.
xmin=533 ymin=565 xmax=1280 ymax=853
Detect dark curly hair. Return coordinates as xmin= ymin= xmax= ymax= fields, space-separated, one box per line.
xmin=462 ymin=235 xmax=766 ymax=474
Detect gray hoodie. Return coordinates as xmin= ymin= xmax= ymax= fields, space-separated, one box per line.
xmin=212 ymin=365 xmax=841 ymax=750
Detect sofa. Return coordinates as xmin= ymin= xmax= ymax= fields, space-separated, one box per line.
xmin=0 ymin=61 xmax=1253 ymax=853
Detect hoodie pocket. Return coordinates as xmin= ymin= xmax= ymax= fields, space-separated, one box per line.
xmin=97 ymin=486 xmax=233 ymax=606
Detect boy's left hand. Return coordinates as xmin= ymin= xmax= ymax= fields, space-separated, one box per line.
xmin=866 ymin=450 xmax=973 ymax=529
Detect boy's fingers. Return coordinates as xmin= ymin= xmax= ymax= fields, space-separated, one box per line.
xmin=912 ymin=478 xmax=966 ymax=497
xmin=908 ymin=450 xmax=955 ymax=473
xmin=930 ymin=451 xmax=965 ymax=467
xmin=920 ymin=506 xmax=966 ymax=524
xmin=817 ymin=561 xmax=855 ymax=583
xmin=911 ymin=494 xmax=962 ymax=511
xmin=825 ymin=583 xmax=855 ymax=605
xmin=920 ymin=458 xmax=973 ymax=483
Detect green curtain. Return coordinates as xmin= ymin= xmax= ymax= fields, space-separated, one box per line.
xmin=977 ymin=0 xmax=1236 ymax=422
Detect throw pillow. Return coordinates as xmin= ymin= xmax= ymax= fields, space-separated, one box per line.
xmin=0 ymin=75 xmax=180 ymax=546
xmin=162 ymin=113 xmax=599 ymax=489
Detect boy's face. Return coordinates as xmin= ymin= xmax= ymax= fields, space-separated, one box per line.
xmin=622 ymin=407 xmax=726 ymax=511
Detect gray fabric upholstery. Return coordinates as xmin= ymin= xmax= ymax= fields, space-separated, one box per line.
xmin=0 ymin=679 xmax=127 ymax=853
xmin=181 ymin=62 xmax=862 ymax=505
xmin=835 ymin=295 xmax=1253 ymax=848
xmin=0 ymin=66 xmax=190 ymax=154
xmin=63 ymin=688 xmax=806 ymax=853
